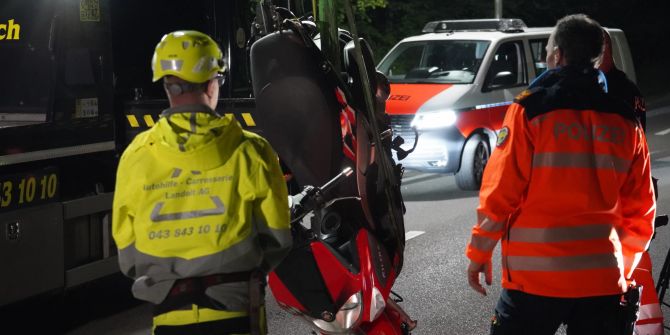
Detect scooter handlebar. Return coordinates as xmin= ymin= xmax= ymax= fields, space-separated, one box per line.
xmin=289 ymin=167 xmax=354 ymax=220
xmin=319 ymin=167 xmax=353 ymax=194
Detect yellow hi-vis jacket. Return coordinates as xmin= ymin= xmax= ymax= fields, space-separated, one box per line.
xmin=112 ymin=104 xmax=291 ymax=307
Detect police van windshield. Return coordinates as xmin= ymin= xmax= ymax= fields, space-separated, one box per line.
xmin=377 ymin=40 xmax=490 ymax=84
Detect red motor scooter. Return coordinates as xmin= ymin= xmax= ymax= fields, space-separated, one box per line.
xmin=249 ymin=3 xmax=417 ymax=334
xmin=269 ymin=167 xmax=416 ymax=334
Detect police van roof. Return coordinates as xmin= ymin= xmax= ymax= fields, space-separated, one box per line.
xmin=422 ymin=18 xmax=528 ymax=34
xmin=399 ymin=26 xmax=554 ymax=43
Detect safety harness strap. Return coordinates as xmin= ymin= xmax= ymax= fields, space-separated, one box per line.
xmin=249 ymin=270 xmax=266 ymax=335
xmin=153 ymin=270 xmax=267 ymax=334
xmin=153 ymin=271 xmax=252 ymax=316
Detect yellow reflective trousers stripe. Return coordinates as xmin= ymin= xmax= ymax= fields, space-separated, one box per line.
xmin=153 ymin=305 xmax=266 ymax=335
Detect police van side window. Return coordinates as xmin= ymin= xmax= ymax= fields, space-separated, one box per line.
xmin=484 ymin=40 xmax=527 ymax=90
xmin=0 ymin=0 xmax=56 ymax=127
xmin=529 ymin=38 xmax=549 ymax=77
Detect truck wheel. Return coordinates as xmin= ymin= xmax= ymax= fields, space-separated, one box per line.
xmin=455 ymin=134 xmax=490 ymax=191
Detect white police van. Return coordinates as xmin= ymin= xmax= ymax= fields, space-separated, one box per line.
xmin=377 ymin=19 xmax=635 ymax=190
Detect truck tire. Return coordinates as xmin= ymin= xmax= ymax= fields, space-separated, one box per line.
xmin=455 ymin=134 xmax=490 ymax=191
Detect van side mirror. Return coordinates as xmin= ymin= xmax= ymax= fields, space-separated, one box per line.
xmin=490 ymin=71 xmax=514 ymax=87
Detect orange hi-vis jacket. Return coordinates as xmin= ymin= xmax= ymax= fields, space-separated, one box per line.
xmin=466 ymin=67 xmax=656 ymax=298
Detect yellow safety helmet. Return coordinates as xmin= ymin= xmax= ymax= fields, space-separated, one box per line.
xmin=151 ymin=30 xmax=226 ymax=83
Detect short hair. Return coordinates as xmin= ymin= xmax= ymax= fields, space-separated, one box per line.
xmin=552 ymin=14 xmax=604 ymax=67
xmin=163 ymin=75 xmax=207 ymax=96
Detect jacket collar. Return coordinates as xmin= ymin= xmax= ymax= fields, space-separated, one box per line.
xmin=529 ymin=66 xmax=606 ymax=95
xmin=146 ymin=104 xmax=244 ymax=170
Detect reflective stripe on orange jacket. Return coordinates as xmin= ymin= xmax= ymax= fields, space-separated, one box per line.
xmin=466 ymin=67 xmax=656 ymax=298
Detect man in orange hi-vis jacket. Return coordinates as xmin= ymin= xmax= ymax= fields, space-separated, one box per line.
xmin=465 ymin=14 xmax=656 ymax=335
xmin=599 ymin=30 xmax=646 ymax=131
xmin=599 ymin=29 xmax=663 ymax=335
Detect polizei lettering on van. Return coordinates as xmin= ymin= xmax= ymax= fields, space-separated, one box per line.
xmin=553 ymin=122 xmax=624 ymax=144
xmin=0 ymin=19 xmax=20 ymax=40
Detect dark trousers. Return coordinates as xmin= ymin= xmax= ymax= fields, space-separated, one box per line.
xmin=490 ymin=289 xmax=622 ymax=335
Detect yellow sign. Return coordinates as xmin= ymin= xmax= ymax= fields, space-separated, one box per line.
xmin=0 ymin=19 xmax=20 ymax=40
xmin=80 ymin=0 xmax=101 ymax=22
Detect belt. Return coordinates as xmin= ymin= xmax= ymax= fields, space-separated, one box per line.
xmin=168 ymin=271 xmax=252 ymax=297
xmin=154 ymin=271 xmax=252 ymax=316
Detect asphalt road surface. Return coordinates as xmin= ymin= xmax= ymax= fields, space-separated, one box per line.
xmin=54 ymin=103 xmax=670 ymax=334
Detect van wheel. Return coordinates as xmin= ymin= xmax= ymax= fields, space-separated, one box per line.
xmin=455 ymin=134 xmax=490 ymax=191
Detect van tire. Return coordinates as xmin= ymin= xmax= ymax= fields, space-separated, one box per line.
xmin=455 ymin=134 xmax=490 ymax=191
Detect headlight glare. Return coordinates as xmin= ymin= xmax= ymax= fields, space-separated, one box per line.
xmin=410 ymin=110 xmax=457 ymax=129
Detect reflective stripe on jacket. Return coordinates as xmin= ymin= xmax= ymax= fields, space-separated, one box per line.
xmin=466 ymin=67 xmax=656 ymax=298
xmin=112 ymin=104 xmax=291 ymax=305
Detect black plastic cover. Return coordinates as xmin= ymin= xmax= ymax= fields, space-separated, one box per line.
xmin=250 ymin=30 xmax=342 ymax=188
xmin=272 ymin=243 xmax=337 ymax=320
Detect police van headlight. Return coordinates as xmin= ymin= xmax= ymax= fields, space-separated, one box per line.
xmin=310 ymin=292 xmax=362 ymax=333
xmin=411 ymin=110 xmax=457 ymax=129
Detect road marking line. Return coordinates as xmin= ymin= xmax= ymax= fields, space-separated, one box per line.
xmin=405 ymin=230 xmax=425 ymax=241
xmin=656 ymin=128 xmax=670 ymax=136
xmin=647 ymin=106 xmax=670 ymax=118
xmin=402 ymin=174 xmax=428 ymax=183
xmin=403 ymin=173 xmax=444 ymax=183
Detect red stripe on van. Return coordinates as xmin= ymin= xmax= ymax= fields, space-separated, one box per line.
xmin=455 ymin=104 xmax=509 ymax=138
xmin=386 ymin=84 xmax=452 ymax=115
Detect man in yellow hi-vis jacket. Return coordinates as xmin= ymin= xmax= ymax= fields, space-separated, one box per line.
xmin=112 ymin=30 xmax=291 ymax=335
